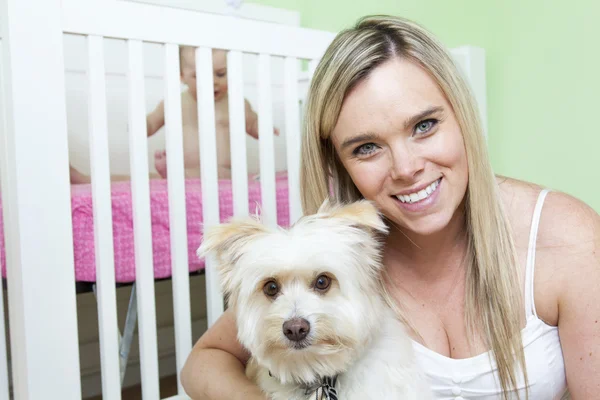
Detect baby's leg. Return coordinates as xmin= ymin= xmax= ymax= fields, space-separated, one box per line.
xmin=154 ymin=149 xmax=233 ymax=179
xmin=110 ymin=174 xmax=134 ymax=182
xmin=218 ymin=166 xmax=232 ymax=179
xmin=154 ymin=149 xmax=198 ymax=179
xmin=70 ymin=165 xmax=133 ymax=183
xmin=154 ymin=150 xmax=168 ymax=179
xmin=70 ymin=165 xmax=91 ymax=184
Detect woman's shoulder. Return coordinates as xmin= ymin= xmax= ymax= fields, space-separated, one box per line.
xmin=496 ymin=175 xmax=599 ymax=250
xmin=496 ymin=180 xmax=600 ymax=391
xmin=496 ymin=175 xmax=599 ymax=325
xmin=495 ymin=176 xmax=545 ymax=245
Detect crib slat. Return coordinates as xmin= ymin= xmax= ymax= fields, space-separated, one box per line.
xmin=227 ymin=50 xmax=249 ymax=218
xmin=127 ymin=39 xmax=160 ymax=399
xmin=0 ymin=33 xmax=10 ymax=400
xmin=87 ymin=34 xmax=122 ymax=399
xmin=1 ymin=1 xmax=81 ymax=398
xmin=164 ymin=43 xmax=192 ymax=393
xmin=257 ymin=53 xmax=277 ymax=228
xmin=0 ymin=270 xmax=7 ymax=397
xmin=284 ymin=56 xmax=302 ymax=224
xmin=195 ymin=47 xmax=224 ymax=326
xmin=0 ymin=38 xmax=11 ymax=400
xmin=0 ymin=277 xmax=8 ymax=400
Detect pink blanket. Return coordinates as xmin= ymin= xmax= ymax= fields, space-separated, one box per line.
xmin=0 ymin=173 xmax=290 ymax=283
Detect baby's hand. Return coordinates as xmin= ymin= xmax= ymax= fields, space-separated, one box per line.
xmin=274 ymin=127 xmax=280 ymax=136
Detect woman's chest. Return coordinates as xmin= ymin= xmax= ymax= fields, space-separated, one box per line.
xmin=394 ymin=280 xmax=489 ymax=359
xmin=413 ymin=319 xmax=567 ymax=400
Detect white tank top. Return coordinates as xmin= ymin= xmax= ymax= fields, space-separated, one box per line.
xmin=413 ymin=189 xmax=568 ymax=399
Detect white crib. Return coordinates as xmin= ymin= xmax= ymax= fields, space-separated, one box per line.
xmin=0 ymin=0 xmax=487 ymax=399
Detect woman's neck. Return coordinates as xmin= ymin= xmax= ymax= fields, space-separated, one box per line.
xmin=384 ymin=206 xmax=468 ymax=282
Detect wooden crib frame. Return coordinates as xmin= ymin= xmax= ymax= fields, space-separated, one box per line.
xmin=0 ymin=0 xmax=487 ymax=398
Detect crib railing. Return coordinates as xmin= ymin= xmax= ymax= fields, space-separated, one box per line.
xmin=1 ymin=0 xmax=335 ymax=398
xmin=0 ymin=25 xmax=10 ymax=400
xmin=87 ymin=33 xmax=123 ymax=399
xmin=1 ymin=1 xmax=84 ymax=399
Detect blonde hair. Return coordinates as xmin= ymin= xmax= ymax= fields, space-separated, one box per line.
xmin=300 ymin=15 xmax=527 ymax=399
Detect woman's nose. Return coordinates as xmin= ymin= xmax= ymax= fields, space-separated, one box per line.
xmin=389 ymin=144 xmax=425 ymax=181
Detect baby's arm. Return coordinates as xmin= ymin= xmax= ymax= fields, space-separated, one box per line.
xmin=244 ymin=99 xmax=279 ymax=139
xmin=244 ymin=99 xmax=259 ymax=139
xmin=146 ymin=100 xmax=165 ymax=137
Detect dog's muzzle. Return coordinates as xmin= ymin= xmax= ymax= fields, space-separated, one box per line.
xmin=283 ymin=317 xmax=310 ymax=342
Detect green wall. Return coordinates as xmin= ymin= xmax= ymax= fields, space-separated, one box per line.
xmin=483 ymin=2 xmax=599 ymax=213
xmin=250 ymin=0 xmax=600 ymax=212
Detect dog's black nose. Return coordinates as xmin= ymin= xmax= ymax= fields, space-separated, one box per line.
xmin=283 ymin=318 xmax=310 ymax=342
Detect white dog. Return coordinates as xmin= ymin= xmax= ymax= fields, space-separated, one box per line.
xmin=197 ymin=200 xmax=431 ymax=400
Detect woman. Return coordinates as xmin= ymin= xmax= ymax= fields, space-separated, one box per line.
xmin=181 ymin=15 xmax=599 ymax=399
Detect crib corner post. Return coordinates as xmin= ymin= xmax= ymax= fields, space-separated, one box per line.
xmin=0 ymin=0 xmax=82 ymax=398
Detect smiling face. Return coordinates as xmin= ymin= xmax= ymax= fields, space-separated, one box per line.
xmin=331 ymin=57 xmax=469 ymax=236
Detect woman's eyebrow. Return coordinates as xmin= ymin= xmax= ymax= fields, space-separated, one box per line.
xmin=340 ymin=132 xmax=379 ymax=150
xmin=403 ymin=106 xmax=444 ymax=130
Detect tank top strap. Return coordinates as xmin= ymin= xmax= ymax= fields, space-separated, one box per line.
xmin=524 ymin=189 xmax=551 ymax=319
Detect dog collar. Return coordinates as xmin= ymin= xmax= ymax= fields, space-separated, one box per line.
xmin=303 ymin=375 xmax=339 ymax=400
xmin=268 ymin=371 xmax=339 ymax=400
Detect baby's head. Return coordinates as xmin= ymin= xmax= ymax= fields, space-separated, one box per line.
xmin=197 ymin=200 xmax=390 ymax=384
xmin=179 ymin=46 xmax=228 ymax=101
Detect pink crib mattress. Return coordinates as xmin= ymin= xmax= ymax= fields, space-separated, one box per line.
xmin=0 ymin=172 xmax=290 ymax=283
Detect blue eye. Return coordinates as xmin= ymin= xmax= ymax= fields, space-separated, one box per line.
xmin=353 ymin=143 xmax=378 ymax=156
xmin=415 ymin=119 xmax=438 ymax=135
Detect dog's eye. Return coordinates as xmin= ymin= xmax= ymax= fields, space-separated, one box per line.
xmin=263 ymin=280 xmax=279 ymax=297
xmin=314 ymin=275 xmax=331 ymax=292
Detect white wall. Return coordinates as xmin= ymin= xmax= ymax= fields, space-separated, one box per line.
xmin=126 ymin=0 xmax=301 ymax=25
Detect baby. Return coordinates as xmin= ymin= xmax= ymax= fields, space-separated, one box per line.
xmin=70 ymin=46 xmax=270 ymax=184
xmin=148 ymin=46 xmax=278 ymax=179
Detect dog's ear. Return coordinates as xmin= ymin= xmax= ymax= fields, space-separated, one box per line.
xmin=325 ymin=200 xmax=388 ymax=234
xmin=197 ymin=216 xmax=270 ymax=292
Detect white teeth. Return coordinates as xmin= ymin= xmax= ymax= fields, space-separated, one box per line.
xmin=395 ymin=179 xmax=441 ymax=204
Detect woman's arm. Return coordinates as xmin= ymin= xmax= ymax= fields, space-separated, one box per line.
xmin=542 ymin=192 xmax=600 ymax=398
xmin=181 ymin=308 xmax=267 ymax=400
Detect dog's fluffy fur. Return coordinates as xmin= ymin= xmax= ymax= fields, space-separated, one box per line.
xmin=197 ymin=200 xmax=431 ymax=399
